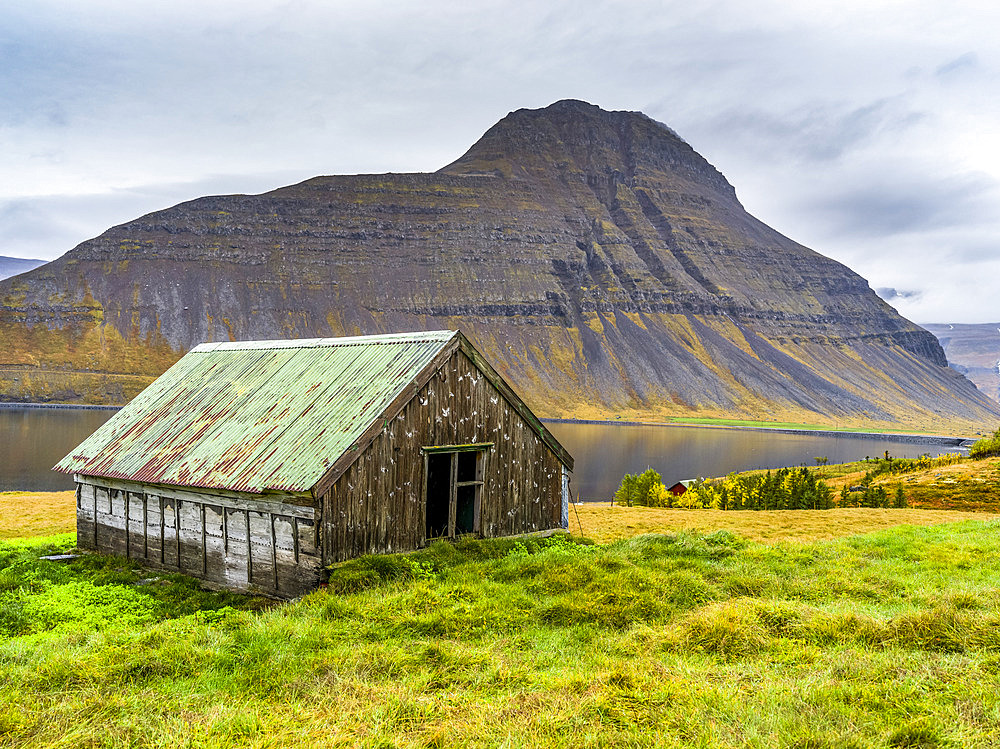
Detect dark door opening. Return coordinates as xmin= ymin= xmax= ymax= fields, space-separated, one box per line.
xmin=423 ymin=446 xmax=488 ymax=541
xmin=425 ymin=453 xmax=452 ymax=539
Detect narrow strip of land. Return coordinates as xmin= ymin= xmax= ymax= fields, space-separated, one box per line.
xmin=541 ymin=416 xmax=974 ymax=445
xmin=8 ymin=489 xmax=996 ymax=546
xmin=572 ymin=505 xmax=998 ymax=544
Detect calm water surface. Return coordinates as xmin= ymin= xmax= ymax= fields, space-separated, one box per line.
xmin=1 ymin=408 xmax=115 ymax=491
xmin=0 ymin=408 xmax=964 ymax=496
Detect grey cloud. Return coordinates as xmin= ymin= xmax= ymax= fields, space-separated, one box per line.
xmin=803 ymin=171 xmax=997 ymax=237
xmin=3 ymin=1 xmax=1000 ymax=323
xmin=0 ymin=170 xmax=311 ymax=260
xmin=936 ymin=52 xmax=979 ymax=77
xmin=702 ymin=98 xmax=927 ymax=164
xmin=875 ymin=287 xmax=922 ymax=302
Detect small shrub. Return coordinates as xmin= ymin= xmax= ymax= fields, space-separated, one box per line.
xmin=680 ymin=468 xmax=834 ymax=511
xmin=969 ymin=427 xmax=1000 ymax=459
xmin=613 ymin=468 xmax=664 ymax=506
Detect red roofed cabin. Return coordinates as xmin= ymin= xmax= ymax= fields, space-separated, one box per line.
xmin=55 ymin=331 xmax=573 ymax=597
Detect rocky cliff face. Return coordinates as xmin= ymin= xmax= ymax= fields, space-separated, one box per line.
xmin=2 ymin=100 xmax=997 ymax=429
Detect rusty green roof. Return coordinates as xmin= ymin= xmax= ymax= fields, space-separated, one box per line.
xmin=55 ymin=329 xmax=573 ymax=495
xmin=55 ymin=331 xmax=460 ymax=493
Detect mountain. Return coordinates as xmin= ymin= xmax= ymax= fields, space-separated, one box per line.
xmin=925 ymin=323 xmax=1000 ymax=404
xmin=0 ymin=256 xmax=45 ymax=281
xmin=2 ymin=100 xmax=998 ymax=430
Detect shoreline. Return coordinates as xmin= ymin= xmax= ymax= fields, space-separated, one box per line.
xmin=0 ymin=402 xmax=975 ymax=446
xmin=541 ymin=417 xmax=975 ymax=447
xmin=0 ymin=402 xmax=122 ymax=411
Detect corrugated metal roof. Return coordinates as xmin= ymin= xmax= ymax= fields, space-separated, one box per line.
xmin=55 ymin=330 xmax=458 ymax=493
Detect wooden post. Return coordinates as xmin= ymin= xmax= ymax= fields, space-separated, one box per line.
xmin=159 ymin=495 xmax=165 ymax=565
xmin=200 ymin=503 xmax=207 ymax=576
xmin=93 ymin=487 xmax=99 ymax=548
xmin=142 ymin=493 xmax=148 ymax=559
xmin=124 ymin=491 xmax=130 ymax=558
xmin=292 ymin=516 xmax=300 ymax=564
xmin=223 ymin=507 xmax=229 ymax=554
xmin=270 ymin=512 xmax=278 ymax=591
xmin=175 ymin=499 xmax=182 ymax=570
xmin=246 ymin=509 xmax=253 ymax=584
xmin=448 ymin=452 xmax=458 ymax=537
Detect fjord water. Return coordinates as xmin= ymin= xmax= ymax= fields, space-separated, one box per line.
xmin=1 ymin=408 xmax=115 ymax=491
xmin=1 ymin=407 xmax=962 ymax=496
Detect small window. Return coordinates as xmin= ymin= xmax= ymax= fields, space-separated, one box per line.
xmin=423 ymin=444 xmax=491 ymax=540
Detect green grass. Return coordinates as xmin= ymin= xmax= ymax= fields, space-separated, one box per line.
xmin=4 ymin=525 xmax=1000 ymax=747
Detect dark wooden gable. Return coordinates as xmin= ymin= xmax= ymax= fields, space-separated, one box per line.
xmin=319 ymin=345 xmax=568 ymax=563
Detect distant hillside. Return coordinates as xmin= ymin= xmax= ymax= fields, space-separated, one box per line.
xmin=0 ymin=256 xmax=45 ymax=280
xmin=926 ymin=323 xmax=1000 ymax=404
xmin=1 ymin=100 xmax=998 ymax=431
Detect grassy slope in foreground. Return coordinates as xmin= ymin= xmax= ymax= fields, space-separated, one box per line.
xmin=3 ymin=518 xmax=1000 ymax=747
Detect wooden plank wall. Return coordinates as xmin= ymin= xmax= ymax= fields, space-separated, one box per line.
xmin=322 ymin=350 xmax=564 ymax=563
xmin=76 ymin=478 xmax=321 ymax=597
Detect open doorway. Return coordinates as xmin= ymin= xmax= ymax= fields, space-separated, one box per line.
xmin=425 ymin=453 xmax=452 ymax=539
xmin=423 ymin=445 xmax=489 ymax=540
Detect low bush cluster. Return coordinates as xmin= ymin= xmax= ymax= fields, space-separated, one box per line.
xmin=858 ymin=452 xmax=963 ymax=479
xmin=839 ymin=482 xmax=908 ymax=509
xmin=614 ymin=467 xmax=835 ymax=510
xmin=685 ymin=468 xmax=835 ymax=510
xmin=611 ymin=468 xmax=676 ymax=507
xmin=969 ymin=427 xmax=1000 ymax=459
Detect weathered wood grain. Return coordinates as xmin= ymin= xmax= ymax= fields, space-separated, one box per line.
xmin=75 ymin=477 xmax=321 ymax=598
xmin=322 ymin=349 xmax=565 ymax=563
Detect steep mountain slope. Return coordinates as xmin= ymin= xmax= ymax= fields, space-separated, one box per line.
xmin=0 ymin=256 xmax=45 ymax=281
xmin=926 ymin=323 xmax=1000 ymax=403
xmin=2 ymin=100 xmax=997 ymax=429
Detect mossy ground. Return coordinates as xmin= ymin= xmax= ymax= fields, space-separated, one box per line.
xmin=4 ymin=496 xmax=1000 ymax=746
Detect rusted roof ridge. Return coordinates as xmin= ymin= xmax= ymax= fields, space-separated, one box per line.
xmin=145 ymin=346 xmax=342 ymax=491
xmin=79 ymin=347 xmax=302 ymax=486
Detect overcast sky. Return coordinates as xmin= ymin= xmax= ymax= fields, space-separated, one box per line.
xmin=3 ymin=0 xmax=999 ymax=324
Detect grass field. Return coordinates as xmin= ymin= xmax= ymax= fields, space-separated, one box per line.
xmin=572 ymin=504 xmax=999 ymax=544
xmin=0 ymin=490 xmax=76 ymax=539
xmin=4 ymin=485 xmax=1000 ymax=746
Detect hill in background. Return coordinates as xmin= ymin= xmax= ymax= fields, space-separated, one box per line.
xmin=1 ymin=100 xmax=997 ymax=431
xmin=0 ymin=256 xmax=45 ymax=281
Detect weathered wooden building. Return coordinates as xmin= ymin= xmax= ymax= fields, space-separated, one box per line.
xmin=55 ymin=330 xmax=573 ymax=597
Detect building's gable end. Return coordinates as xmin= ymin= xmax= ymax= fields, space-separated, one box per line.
xmin=320 ymin=348 xmax=565 ymax=563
